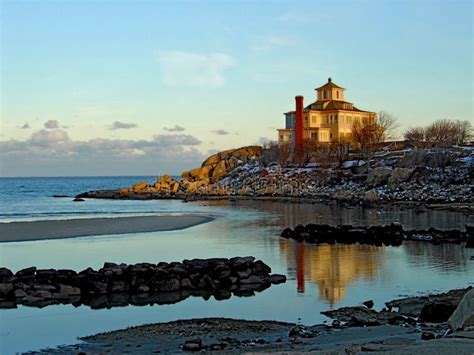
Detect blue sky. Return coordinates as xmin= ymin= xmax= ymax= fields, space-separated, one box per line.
xmin=1 ymin=0 xmax=472 ymax=176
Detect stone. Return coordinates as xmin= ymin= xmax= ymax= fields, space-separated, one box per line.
xmin=55 ymin=285 xmax=81 ymax=299
xmin=422 ymin=331 xmax=436 ymax=340
xmin=387 ymin=167 xmax=415 ymax=188
xmin=363 ymin=300 xmax=374 ymax=309
xmin=131 ymin=181 xmax=148 ymax=191
xmin=16 ymin=267 xmax=36 ymax=277
xmin=0 ymin=283 xmax=14 ymax=297
xmin=366 ymin=167 xmax=392 ymax=188
xmin=269 ymin=274 xmax=286 ymax=284
xmin=73 ymin=197 xmax=85 ymax=202
xmin=182 ymin=339 xmax=203 ymax=352
xmin=448 ymin=288 xmax=474 ymax=330
xmin=419 ymin=302 xmax=457 ymax=323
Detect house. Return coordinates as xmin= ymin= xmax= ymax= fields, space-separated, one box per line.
xmin=277 ymin=78 xmax=376 ymax=150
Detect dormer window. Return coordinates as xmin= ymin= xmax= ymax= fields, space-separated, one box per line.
xmin=336 ymin=91 xmax=339 ymax=99
xmin=323 ymin=91 xmax=327 ymax=99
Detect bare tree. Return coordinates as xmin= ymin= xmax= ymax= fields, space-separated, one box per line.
xmin=278 ymin=142 xmax=292 ymax=167
xmin=377 ymin=111 xmax=399 ymax=141
xmin=404 ymin=126 xmax=426 ymax=146
xmin=424 ymin=119 xmax=458 ymax=146
xmin=454 ymin=120 xmax=473 ymax=145
xmin=351 ymin=118 xmax=385 ymax=171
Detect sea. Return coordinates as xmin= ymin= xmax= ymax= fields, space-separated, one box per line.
xmin=0 ymin=176 xmax=473 ymax=354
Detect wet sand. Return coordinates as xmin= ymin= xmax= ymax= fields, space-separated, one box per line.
xmin=0 ymin=215 xmax=214 ymax=243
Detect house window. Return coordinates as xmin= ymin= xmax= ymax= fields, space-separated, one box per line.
xmin=330 ymin=133 xmax=333 ymax=139
xmin=311 ymin=116 xmax=317 ymax=124
xmin=311 ymin=132 xmax=318 ymax=140
xmin=323 ymin=91 xmax=327 ymax=99
xmin=336 ymin=91 xmax=339 ymax=99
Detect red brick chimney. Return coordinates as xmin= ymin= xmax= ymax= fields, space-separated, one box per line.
xmin=295 ymin=95 xmax=304 ymax=157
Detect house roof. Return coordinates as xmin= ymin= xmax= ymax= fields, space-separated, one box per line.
xmin=315 ymin=77 xmax=345 ymax=91
xmin=305 ymin=100 xmax=372 ymax=113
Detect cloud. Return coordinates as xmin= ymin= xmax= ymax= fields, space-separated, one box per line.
xmin=110 ymin=121 xmax=138 ymax=130
xmin=211 ymin=129 xmax=229 ymax=135
xmin=0 ymin=131 xmax=205 ymax=176
xmin=19 ymin=123 xmax=30 ymax=129
xmin=164 ymin=125 xmax=185 ymax=132
xmin=157 ymin=50 xmax=234 ymax=88
xmin=30 ymin=129 xmax=69 ymax=146
xmin=153 ymin=134 xmax=201 ymax=146
xmin=257 ymin=137 xmax=276 ymax=146
xmin=44 ymin=120 xmax=60 ymax=129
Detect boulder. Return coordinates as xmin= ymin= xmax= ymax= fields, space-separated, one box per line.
xmin=387 ymin=168 xmax=415 ymax=189
xmin=419 ymin=302 xmax=457 ymax=323
xmin=366 ymin=167 xmax=392 ymax=188
xmin=132 ymin=182 xmax=149 ymax=191
xmin=448 ymin=288 xmax=474 ymax=330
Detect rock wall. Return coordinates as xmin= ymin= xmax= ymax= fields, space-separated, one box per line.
xmin=281 ymin=223 xmax=473 ymax=247
xmin=0 ymin=257 xmax=285 ymax=309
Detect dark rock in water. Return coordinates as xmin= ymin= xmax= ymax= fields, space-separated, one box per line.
xmin=182 ymin=339 xmax=203 ymax=352
xmin=281 ymin=223 xmax=468 ymax=247
xmin=0 ymin=257 xmax=285 ymax=309
xmin=419 ymin=302 xmax=457 ymax=323
xmin=363 ymin=300 xmax=374 ymax=309
xmin=421 ymin=331 xmax=436 ymax=340
xmin=269 ymin=274 xmax=286 ymax=284
xmin=73 ymin=197 xmax=85 ymax=202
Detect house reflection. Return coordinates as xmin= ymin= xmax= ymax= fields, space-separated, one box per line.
xmin=280 ymin=239 xmax=383 ymax=306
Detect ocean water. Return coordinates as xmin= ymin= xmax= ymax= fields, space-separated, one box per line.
xmin=0 ymin=177 xmax=473 ymax=354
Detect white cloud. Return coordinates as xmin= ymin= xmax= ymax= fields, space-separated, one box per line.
xmin=0 ymin=130 xmax=205 ymax=176
xmin=44 ymin=120 xmax=60 ymax=129
xmin=30 ymin=129 xmax=69 ymax=145
xmin=157 ymin=50 xmax=234 ymax=88
xmin=110 ymin=121 xmax=138 ymax=130
xmin=164 ymin=125 xmax=186 ymax=132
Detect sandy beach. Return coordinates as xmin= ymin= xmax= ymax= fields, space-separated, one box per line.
xmin=0 ymin=215 xmax=214 ymax=243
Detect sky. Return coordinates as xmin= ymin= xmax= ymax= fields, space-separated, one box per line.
xmin=1 ymin=0 xmax=473 ymax=176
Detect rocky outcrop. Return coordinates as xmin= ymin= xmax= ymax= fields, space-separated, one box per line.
xmin=281 ymin=223 xmax=472 ymax=247
xmin=181 ymin=146 xmax=262 ymax=187
xmin=0 ymin=258 xmax=286 ymax=309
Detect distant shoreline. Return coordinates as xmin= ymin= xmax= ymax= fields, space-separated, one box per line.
xmin=0 ymin=215 xmax=214 ymax=243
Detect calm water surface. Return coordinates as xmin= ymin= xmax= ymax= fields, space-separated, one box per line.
xmin=0 ymin=178 xmax=473 ymax=354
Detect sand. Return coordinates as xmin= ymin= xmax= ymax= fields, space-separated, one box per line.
xmin=0 ymin=215 xmax=214 ymax=243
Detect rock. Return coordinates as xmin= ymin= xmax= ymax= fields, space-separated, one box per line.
xmin=73 ymin=197 xmax=85 ymax=202
xmin=182 ymin=339 xmax=203 ymax=352
xmin=131 ymin=181 xmax=149 ymax=191
xmin=448 ymin=288 xmax=474 ymax=330
xmin=422 ymin=331 xmax=436 ymax=340
xmin=16 ymin=267 xmax=36 ymax=277
xmin=0 ymin=283 xmax=14 ymax=297
xmin=419 ymin=302 xmax=457 ymax=323
xmin=363 ymin=300 xmax=374 ymax=309
xmin=269 ymin=274 xmax=286 ymax=284
xmin=387 ymin=167 xmax=415 ymax=189
xmin=366 ymin=167 xmax=392 ymax=188
xmin=55 ymin=285 xmax=81 ymax=299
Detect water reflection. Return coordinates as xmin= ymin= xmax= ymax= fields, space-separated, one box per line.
xmin=280 ymin=238 xmax=383 ymax=306
xmin=404 ymin=241 xmax=470 ymax=273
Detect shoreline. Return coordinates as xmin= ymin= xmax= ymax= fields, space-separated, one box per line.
xmin=76 ymin=191 xmax=474 ymax=213
xmin=40 ymin=287 xmax=473 ymax=354
xmin=0 ymin=215 xmax=214 ymax=243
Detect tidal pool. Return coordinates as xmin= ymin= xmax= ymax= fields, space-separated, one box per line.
xmin=1 ymin=200 xmax=472 ymax=354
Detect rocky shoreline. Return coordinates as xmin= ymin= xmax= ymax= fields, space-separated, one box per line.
xmin=281 ymin=223 xmax=474 ymax=247
xmin=0 ymin=257 xmax=286 ymax=309
xmin=75 ymin=145 xmax=473 ymax=211
xmin=34 ymin=287 xmax=474 ymax=354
